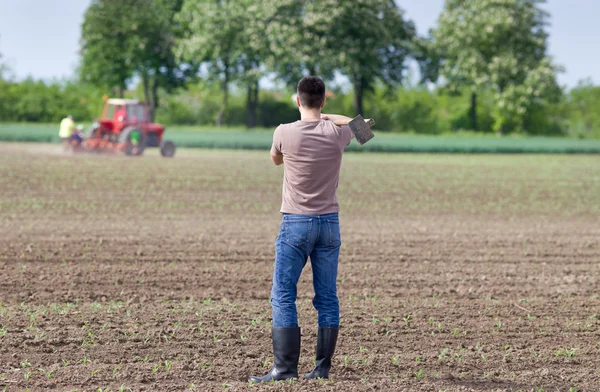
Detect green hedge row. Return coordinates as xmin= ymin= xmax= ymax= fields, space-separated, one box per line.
xmin=1 ymin=123 xmax=599 ymax=154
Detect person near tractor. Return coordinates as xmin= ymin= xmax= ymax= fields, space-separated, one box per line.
xmin=70 ymin=124 xmax=84 ymax=147
xmin=58 ymin=115 xmax=76 ymax=150
xmin=249 ymin=76 xmax=354 ymax=383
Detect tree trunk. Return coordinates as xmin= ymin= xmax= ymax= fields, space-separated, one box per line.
xmin=246 ymin=79 xmax=259 ymax=128
xmin=141 ymin=74 xmax=152 ymax=122
xmin=216 ymin=65 xmax=230 ymax=127
xmin=353 ymin=75 xmax=364 ymax=116
xmin=149 ymin=77 xmax=159 ymax=123
xmin=470 ymin=92 xmax=478 ymax=131
xmin=141 ymin=73 xmax=158 ymax=123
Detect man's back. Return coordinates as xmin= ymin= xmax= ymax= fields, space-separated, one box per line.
xmin=59 ymin=117 xmax=74 ymax=138
xmin=271 ymin=119 xmax=352 ymax=215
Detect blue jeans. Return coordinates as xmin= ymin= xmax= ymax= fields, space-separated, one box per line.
xmin=271 ymin=213 xmax=341 ymax=328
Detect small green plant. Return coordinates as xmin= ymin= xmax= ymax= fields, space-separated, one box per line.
xmin=415 ymin=368 xmax=424 ymax=379
xmin=82 ymin=355 xmax=90 ymax=365
xmin=21 ymin=359 xmax=31 ymax=368
xmin=555 ymin=348 xmax=577 ymax=358
xmin=39 ymin=368 xmax=55 ymax=379
xmin=438 ymin=347 xmax=449 ymax=360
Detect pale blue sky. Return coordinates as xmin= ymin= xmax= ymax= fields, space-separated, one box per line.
xmin=0 ymin=0 xmax=597 ymax=88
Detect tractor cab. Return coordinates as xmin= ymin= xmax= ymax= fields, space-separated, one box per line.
xmin=102 ymin=99 xmax=147 ymax=124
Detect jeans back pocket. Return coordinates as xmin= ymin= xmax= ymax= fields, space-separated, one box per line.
xmin=283 ymin=219 xmax=312 ymax=247
xmin=327 ymin=219 xmax=341 ymax=246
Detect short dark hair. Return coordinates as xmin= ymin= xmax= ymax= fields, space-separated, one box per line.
xmin=297 ymin=76 xmax=326 ymax=109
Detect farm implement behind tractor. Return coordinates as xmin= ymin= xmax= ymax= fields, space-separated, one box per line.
xmin=70 ymin=99 xmax=176 ymax=157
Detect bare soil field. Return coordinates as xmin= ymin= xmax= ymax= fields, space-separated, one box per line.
xmin=1 ymin=143 xmax=599 ymax=392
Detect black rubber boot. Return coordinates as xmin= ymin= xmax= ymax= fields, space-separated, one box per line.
xmin=248 ymin=327 xmax=301 ymax=383
xmin=304 ymin=327 xmax=339 ymax=379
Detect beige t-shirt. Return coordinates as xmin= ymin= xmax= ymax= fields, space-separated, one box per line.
xmin=271 ymin=120 xmax=352 ymax=215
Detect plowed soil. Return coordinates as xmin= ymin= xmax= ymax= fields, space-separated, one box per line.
xmin=1 ymin=143 xmax=599 ymax=392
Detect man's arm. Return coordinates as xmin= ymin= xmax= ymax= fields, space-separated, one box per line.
xmin=270 ymin=148 xmax=284 ymax=165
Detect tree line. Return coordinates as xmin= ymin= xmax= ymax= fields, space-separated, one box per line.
xmin=0 ymin=0 xmax=599 ymax=137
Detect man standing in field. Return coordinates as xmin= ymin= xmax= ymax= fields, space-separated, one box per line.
xmin=58 ymin=114 xmax=76 ymax=150
xmin=249 ymin=76 xmax=354 ymax=383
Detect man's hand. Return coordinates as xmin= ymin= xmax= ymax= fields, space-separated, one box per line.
xmin=270 ymin=149 xmax=284 ymax=165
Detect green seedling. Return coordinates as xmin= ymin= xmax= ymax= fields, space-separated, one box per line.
xmin=555 ymin=348 xmax=576 ymax=358
xmin=415 ymin=368 xmax=424 ymax=379
xmin=438 ymin=348 xmax=449 ymax=360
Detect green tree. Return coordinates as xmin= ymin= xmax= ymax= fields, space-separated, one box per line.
xmin=177 ymin=0 xmax=271 ymax=127
xmin=177 ymin=0 xmax=242 ymax=126
xmin=263 ymin=0 xmax=338 ymax=86
xmin=562 ymin=79 xmax=600 ymax=138
xmin=80 ymin=0 xmax=132 ymax=97
xmin=327 ymin=0 xmax=416 ymax=115
xmin=430 ymin=0 xmax=561 ymax=132
xmin=80 ymin=0 xmax=192 ymax=121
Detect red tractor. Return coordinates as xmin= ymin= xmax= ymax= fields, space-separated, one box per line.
xmin=83 ymin=99 xmax=176 ymax=157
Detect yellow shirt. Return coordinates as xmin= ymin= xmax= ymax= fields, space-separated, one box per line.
xmin=59 ymin=117 xmax=75 ymax=138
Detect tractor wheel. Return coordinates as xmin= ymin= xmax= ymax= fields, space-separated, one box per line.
xmin=160 ymin=140 xmax=176 ymax=158
xmin=120 ymin=127 xmax=147 ymax=156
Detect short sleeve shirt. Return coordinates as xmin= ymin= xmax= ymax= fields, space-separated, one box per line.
xmin=271 ymin=120 xmax=352 ymax=215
